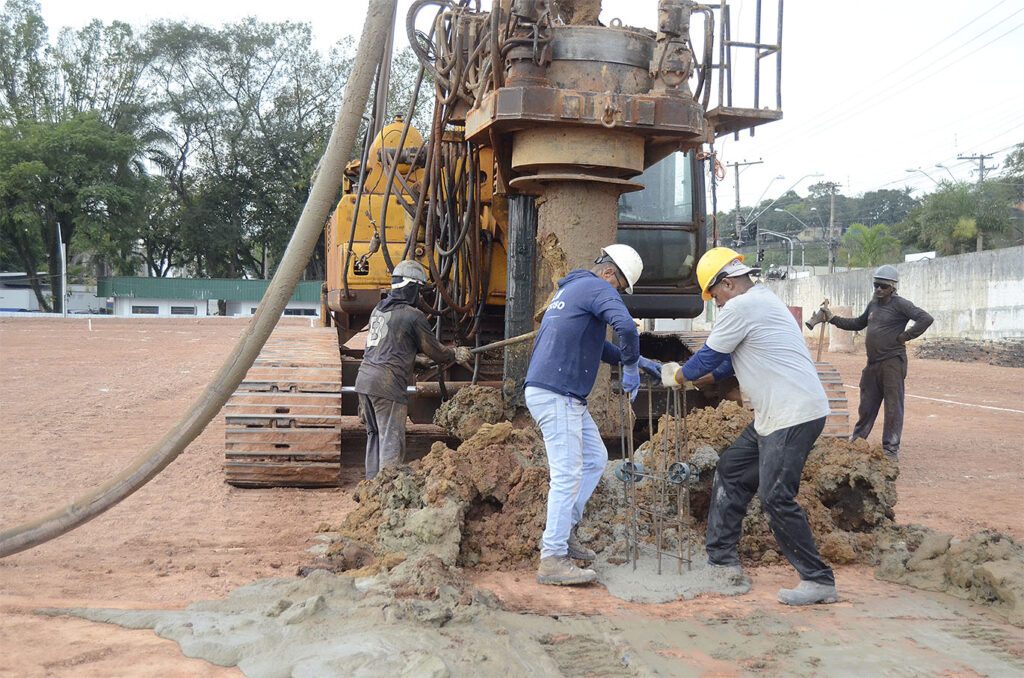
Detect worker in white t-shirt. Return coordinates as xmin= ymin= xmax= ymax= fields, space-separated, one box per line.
xmin=661 ymin=247 xmax=838 ymax=606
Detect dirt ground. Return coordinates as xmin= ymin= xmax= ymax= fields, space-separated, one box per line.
xmin=1 ymin=317 xmax=1022 ymax=677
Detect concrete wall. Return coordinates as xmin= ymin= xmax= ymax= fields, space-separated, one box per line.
xmin=765 ymin=246 xmax=1024 ymax=340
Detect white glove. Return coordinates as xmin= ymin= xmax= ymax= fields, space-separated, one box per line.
xmin=454 ymin=346 xmax=472 ymax=364
xmin=661 ymin=362 xmax=681 ymax=387
xmin=661 ymin=362 xmax=699 ymax=390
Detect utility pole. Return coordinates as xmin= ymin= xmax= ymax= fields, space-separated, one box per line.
xmin=958 ymin=153 xmax=997 ymax=252
xmin=821 ymin=181 xmax=840 ymax=273
xmin=731 ymin=159 xmax=763 ymax=245
xmin=57 ymin=222 xmax=67 ymax=317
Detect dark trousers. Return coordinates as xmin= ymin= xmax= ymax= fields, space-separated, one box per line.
xmin=705 ymin=417 xmax=835 ymax=585
xmin=358 ymin=394 xmax=408 ymax=480
xmin=852 ymin=356 xmax=906 ymax=455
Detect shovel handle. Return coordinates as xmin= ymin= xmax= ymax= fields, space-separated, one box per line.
xmin=815 ymin=299 xmax=830 ymax=362
xmin=469 ymin=329 xmax=538 ymax=355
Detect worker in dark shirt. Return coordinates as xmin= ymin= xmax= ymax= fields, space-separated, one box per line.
xmin=354 ymin=260 xmax=471 ymax=479
xmin=824 ymin=265 xmax=933 ymax=460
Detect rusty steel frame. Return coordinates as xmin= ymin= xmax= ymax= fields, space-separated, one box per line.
xmin=619 ymin=383 xmax=697 ymax=575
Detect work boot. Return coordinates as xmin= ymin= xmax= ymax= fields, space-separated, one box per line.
xmin=777 ymin=580 xmax=839 ymax=606
xmin=567 ymin=527 xmax=596 ymax=562
xmin=883 ymin=447 xmax=899 ymax=462
xmin=537 ymin=555 xmax=597 ymax=586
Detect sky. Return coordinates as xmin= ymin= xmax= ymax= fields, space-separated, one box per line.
xmin=33 ymin=0 xmax=1024 ymax=208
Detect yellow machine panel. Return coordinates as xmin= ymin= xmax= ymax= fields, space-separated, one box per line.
xmin=325 ymin=121 xmax=508 ymax=333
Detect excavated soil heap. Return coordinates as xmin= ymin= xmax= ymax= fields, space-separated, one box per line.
xmin=328 ymin=400 xmax=901 ymax=581
xmin=623 ymin=402 xmax=898 ymax=566
xmin=327 ymin=422 xmax=549 ymax=577
xmin=876 ymin=525 xmax=1024 ymax=627
xmin=320 ymin=398 xmax=1023 ymax=625
xmin=915 ymin=337 xmax=1024 ymax=368
xmin=433 ymin=385 xmax=509 ymax=440
xmin=739 ymin=437 xmax=898 ymax=565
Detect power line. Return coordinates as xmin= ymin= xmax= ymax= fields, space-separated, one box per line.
xmin=867 ymin=141 xmax=1022 ymax=194
xmin=767 ymin=15 xmax=1024 ymax=147
xmin=785 ymin=0 xmax=1012 ymax=126
xmin=751 ymin=7 xmax=1024 ymax=156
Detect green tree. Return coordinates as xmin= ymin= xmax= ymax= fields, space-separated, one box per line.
xmin=3 ymin=1 xmax=155 ymax=293
xmin=839 ymin=223 xmax=900 ymax=267
xmin=0 ymin=113 xmax=143 ymax=311
xmin=854 ymin=188 xmax=919 ymax=226
xmin=145 ymin=19 xmax=353 ymax=279
xmin=997 ymin=142 xmax=1024 ymax=246
xmin=918 ymin=181 xmax=1011 ymax=255
xmin=0 ymin=0 xmax=51 ymax=124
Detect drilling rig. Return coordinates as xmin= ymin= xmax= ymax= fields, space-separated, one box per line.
xmin=222 ymin=0 xmax=849 ymax=488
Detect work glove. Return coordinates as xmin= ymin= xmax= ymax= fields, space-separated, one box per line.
xmin=454 ymin=346 xmax=472 ymax=364
xmin=660 ymin=362 xmax=698 ymax=390
xmin=661 ymin=361 xmax=681 ymax=387
xmin=637 ymin=355 xmax=662 ymax=378
xmin=622 ymin=362 xmax=641 ymax=402
xmin=822 ymin=306 xmax=835 ymax=322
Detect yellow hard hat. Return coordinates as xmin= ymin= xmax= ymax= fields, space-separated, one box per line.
xmin=696 ymin=247 xmax=759 ymax=300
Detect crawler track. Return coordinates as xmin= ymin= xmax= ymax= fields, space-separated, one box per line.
xmin=223 ymin=326 xmax=343 ymax=488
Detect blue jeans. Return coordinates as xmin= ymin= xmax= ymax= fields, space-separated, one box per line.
xmin=525 ymin=386 xmax=608 ymax=559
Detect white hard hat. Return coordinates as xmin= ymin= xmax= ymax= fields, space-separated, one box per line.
xmin=598 ymin=244 xmax=644 ymax=294
xmin=391 ymin=259 xmax=428 ymax=288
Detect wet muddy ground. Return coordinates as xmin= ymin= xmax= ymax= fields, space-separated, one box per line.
xmin=1 ymin=318 xmax=1022 ymax=676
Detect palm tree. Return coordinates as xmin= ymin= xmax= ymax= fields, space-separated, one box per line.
xmin=839 ymin=223 xmax=901 ymax=267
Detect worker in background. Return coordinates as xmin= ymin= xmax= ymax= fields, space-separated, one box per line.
xmin=354 ymin=260 xmax=471 ymax=480
xmin=525 ymin=244 xmax=662 ymax=586
xmin=662 ymin=247 xmax=838 ymax=606
xmin=821 ymin=265 xmax=933 ymax=461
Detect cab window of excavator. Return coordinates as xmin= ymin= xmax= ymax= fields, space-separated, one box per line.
xmin=617 ymin=151 xmax=699 ymax=287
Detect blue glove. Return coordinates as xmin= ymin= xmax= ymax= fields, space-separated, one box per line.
xmin=637 ymin=356 xmax=662 ymax=378
xmin=622 ymin=362 xmax=640 ymax=402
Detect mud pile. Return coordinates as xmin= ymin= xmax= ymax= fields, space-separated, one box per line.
xmin=613 ymin=402 xmax=899 ymax=566
xmin=876 ymin=525 xmax=1024 ymax=627
xmin=740 ymin=437 xmax=898 ymax=565
xmin=325 ymin=422 xmax=550 ymax=582
xmin=433 ymin=385 xmax=509 ymax=440
xmin=915 ymin=337 xmax=1024 ymax=368
xmin=330 ymin=397 xmax=902 ymax=590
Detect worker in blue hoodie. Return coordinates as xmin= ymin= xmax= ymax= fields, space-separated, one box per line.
xmin=525 ymin=244 xmax=662 ymax=586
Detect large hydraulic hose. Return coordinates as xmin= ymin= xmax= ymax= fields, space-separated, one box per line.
xmin=0 ymin=0 xmax=398 ymax=559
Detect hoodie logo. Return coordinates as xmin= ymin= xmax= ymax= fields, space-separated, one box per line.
xmin=366 ymin=310 xmax=390 ymax=348
xmin=548 ymin=289 xmax=566 ymax=311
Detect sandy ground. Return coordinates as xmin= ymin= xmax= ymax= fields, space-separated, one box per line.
xmin=0 ymin=317 xmax=1022 ymax=677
